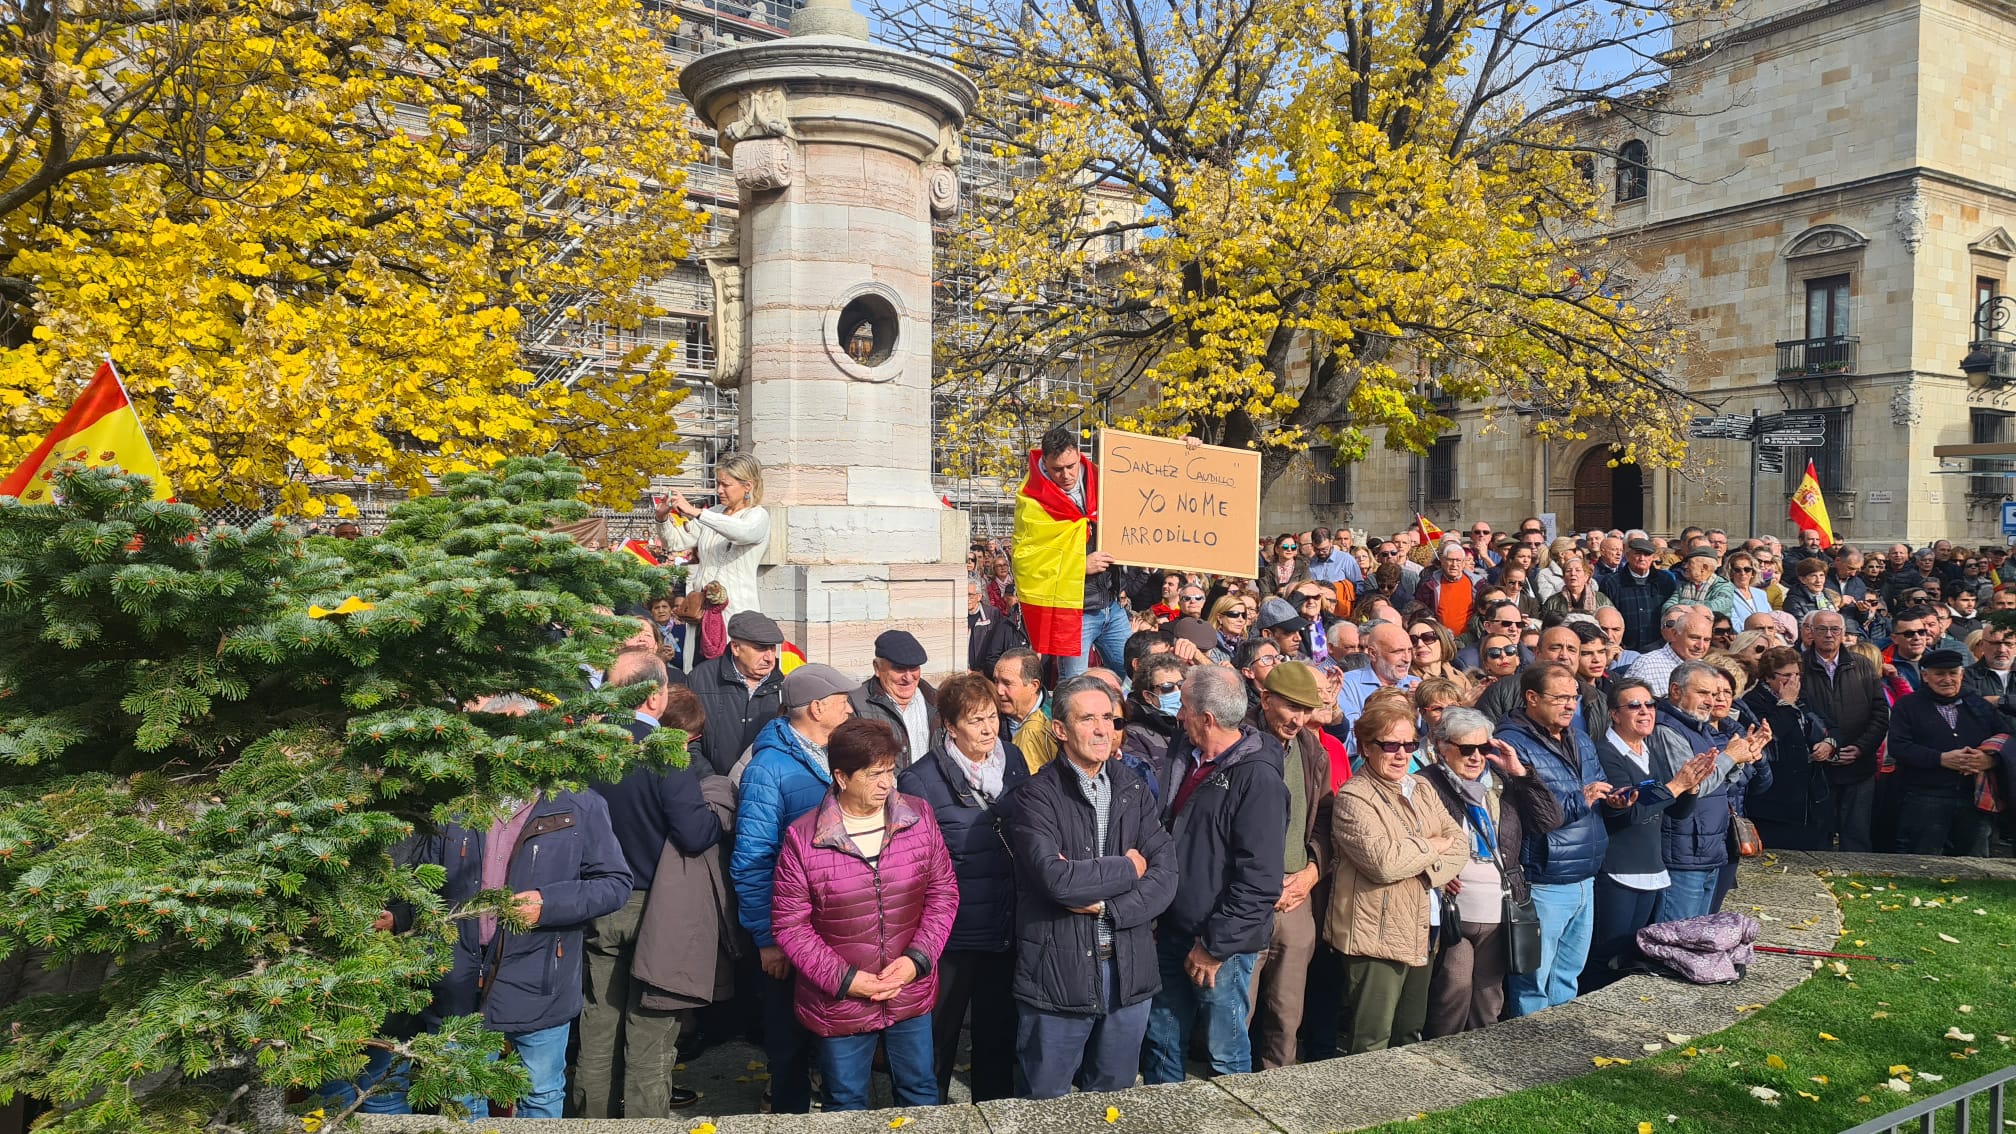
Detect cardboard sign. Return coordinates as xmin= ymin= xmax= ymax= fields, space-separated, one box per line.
xmin=1096 ymin=428 xmax=1261 ymax=578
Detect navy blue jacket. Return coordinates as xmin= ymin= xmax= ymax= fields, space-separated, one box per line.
xmin=689 ymin=653 xmax=784 ymax=777
xmin=1654 ymin=703 xmax=1771 ymax=871
xmin=1594 ymin=729 xmax=1699 ymax=876
xmin=424 ymin=791 xmax=632 ymax=1035
xmin=1009 ymin=756 xmax=1177 ymax=1015
xmin=898 ymin=737 xmax=1030 ymax=952
xmin=1889 ymin=691 xmax=2004 ymax=794
xmin=588 ymin=717 xmax=723 ymax=891
xmin=1496 ymin=710 xmax=1607 ymax=885
xmin=1599 ymin=568 xmax=1677 ymax=652
xmin=1161 ymin=726 xmax=1289 ymax=959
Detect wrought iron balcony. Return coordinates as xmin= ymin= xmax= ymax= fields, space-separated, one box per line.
xmin=1776 ymin=335 xmax=1858 ymax=378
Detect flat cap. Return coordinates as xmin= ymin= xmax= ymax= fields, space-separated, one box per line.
xmin=782 ymin=662 xmax=855 ymax=708
xmin=1921 ymin=648 xmax=1967 ymax=671
xmin=1256 ymin=597 xmax=1309 ymax=633
xmin=1625 ymin=537 xmax=1656 ymax=554
xmin=726 ymin=609 xmax=784 ymax=646
xmin=1263 ymin=660 xmax=1324 ymax=709
xmin=874 ymin=629 xmax=928 ymax=667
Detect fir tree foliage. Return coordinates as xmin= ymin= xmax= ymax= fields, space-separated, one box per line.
xmin=0 ymin=456 xmax=683 ymax=1132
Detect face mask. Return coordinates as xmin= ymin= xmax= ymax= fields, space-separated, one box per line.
xmin=1158 ymin=691 xmax=1184 ymax=715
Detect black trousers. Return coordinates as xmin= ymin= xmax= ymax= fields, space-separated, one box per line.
xmin=931 ymin=949 xmax=1018 ymax=1103
xmin=761 ymin=970 xmax=815 ymax=1113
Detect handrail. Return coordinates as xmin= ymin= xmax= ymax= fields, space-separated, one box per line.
xmin=1836 ymin=1062 xmax=2016 ymax=1134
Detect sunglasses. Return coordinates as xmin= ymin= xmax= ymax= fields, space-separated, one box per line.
xmin=1895 ymin=628 xmax=1933 ymax=637
xmin=1222 ymin=610 xmax=1252 ymax=620
xmin=1444 ymin=742 xmax=1492 ymax=757
xmin=1298 ymin=593 xmax=1326 ymax=603
xmin=1470 ymin=529 xmax=1491 ymax=537
xmin=1378 ymin=549 xmax=1403 ymax=557
xmin=1617 ymin=700 xmax=1656 ymax=711
xmin=1487 ymin=618 xmax=1523 ymax=628
xmin=1411 ymin=632 xmax=1441 ymax=644
xmin=1149 ymin=680 xmax=1182 ymax=694
xmin=1369 ymin=738 xmax=1419 ymax=753
xmin=1731 ymin=566 xmax=1756 ymax=574
xmin=1279 ymin=544 xmax=1298 ymax=552
xmin=1483 ymin=646 xmax=1518 ymax=660
xmin=1182 ymin=593 xmax=1205 ymax=602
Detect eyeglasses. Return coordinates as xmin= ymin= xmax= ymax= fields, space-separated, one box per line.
xmin=1444 ymin=742 xmax=1492 ymax=756
xmin=1222 ymin=611 xmax=1251 ymax=621
xmin=1532 ymin=692 xmax=1579 ymax=705
xmin=1411 ymin=632 xmax=1441 ymax=644
xmin=1369 ymin=738 xmax=1419 ymax=753
xmin=1181 ymin=593 xmax=1205 ymax=602
xmin=1149 ymin=680 xmax=1183 ymax=694
xmin=1470 ymin=528 xmax=1491 ymax=537
xmin=1378 ymin=548 xmax=1402 ymax=557
xmin=1298 ymin=593 xmax=1326 ymax=603
xmin=1483 ymin=646 xmax=1518 ymax=660
xmin=1617 ymin=700 xmax=1656 ymax=711
xmin=1731 ymin=566 xmax=1756 ymax=574
xmin=1768 ymin=670 xmax=1801 ymax=682
xmin=1811 ymin=625 xmax=1844 ymax=635
xmin=1895 ymin=628 xmax=1933 ymax=637
xmin=1487 ymin=618 xmax=1523 ymax=629
xmin=1279 ymin=544 xmax=1298 ymax=552
xmin=1253 ymin=654 xmax=1284 ymax=668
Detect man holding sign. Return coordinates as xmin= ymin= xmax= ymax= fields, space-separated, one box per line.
xmin=1015 ymin=426 xmax=1219 ymax=679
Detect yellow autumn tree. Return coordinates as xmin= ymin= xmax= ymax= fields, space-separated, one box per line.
xmin=896 ymin=0 xmax=1720 ymax=488
xmin=0 ymin=0 xmax=704 ymax=514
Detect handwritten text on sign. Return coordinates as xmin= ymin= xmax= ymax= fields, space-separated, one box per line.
xmin=1096 ymin=428 xmax=1261 ymax=578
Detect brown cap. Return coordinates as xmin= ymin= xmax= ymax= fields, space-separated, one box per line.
xmin=1263 ymin=660 xmax=1325 ymax=709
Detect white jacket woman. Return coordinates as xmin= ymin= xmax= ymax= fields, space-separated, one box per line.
xmin=654 ymin=452 xmax=771 ymax=632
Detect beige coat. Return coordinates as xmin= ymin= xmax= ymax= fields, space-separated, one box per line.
xmin=1323 ymin=771 xmax=1468 ymax=967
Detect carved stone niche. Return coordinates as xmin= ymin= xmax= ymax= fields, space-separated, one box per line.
xmin=733 ymin=137 xmax=795 ymax=193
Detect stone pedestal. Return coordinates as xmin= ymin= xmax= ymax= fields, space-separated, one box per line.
xmin=680 ymin=4 xmax=978 ymax=676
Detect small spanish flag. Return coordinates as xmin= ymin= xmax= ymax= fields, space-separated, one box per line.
xmin=1789 ymin=459 xmax=1834 ymax=548
xmin=1 ymin=361 xmax=171 ymax=503
xmin=619 ymin=539 xmax=659 ymax=566
xmin=779 ymin=640 xmax=807 ymax=675
xmin=1415 ymin=514 xmax=1444 ymax=546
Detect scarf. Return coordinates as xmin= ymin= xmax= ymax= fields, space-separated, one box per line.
xmin=1437 ymin=764 xmax=1496 ymax=860
xmin=1217 ymin=630 xmax=1243 ymax=656
xmin=697 ymin=581 xmax=730 ymax=660
xmin=947 ymin=731 xmax=1007 ymax=803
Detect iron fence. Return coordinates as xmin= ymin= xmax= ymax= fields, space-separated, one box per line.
xmin=1836 ymin=1062 xmax=2015 ymax=1134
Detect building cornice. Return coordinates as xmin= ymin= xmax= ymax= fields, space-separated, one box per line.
xmin=1601 ymin=166 xmax=2016 ymax=243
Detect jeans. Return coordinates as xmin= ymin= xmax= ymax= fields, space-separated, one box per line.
xmin=1586 ymin=876 xmax=1663 ymax=992
xmin=571 ymin=890 xmax=688 ymax=1118
xmin=1142 ymin=932 xmax=1258 ymax=1083
xmin=1059 ymin=602 xmax=1131 ymax=680
xmin=1017 ymin=958 xmax=1152 ymax=1099
xmin=1657 ymin=869 xmax=1719 ymax=923
xmin=817 ymin=1013 xmax=937 ymax=1112
xmin=317 ymin=1023 xmax=569 ymax=1117
xmin=1506 ymin=878 xmax=1594 ymax=1017
xmin=1826 ymin=777 xmax=1873 ymax=852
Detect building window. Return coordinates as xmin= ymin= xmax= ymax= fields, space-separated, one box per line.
xmin=682 ymin=319 xmax=713 ymax=370
xmin=1427 ymin=436 xmax=1458 ymax=502
xmin=1978 ymin=276 xmax=2003 ymax=342
xmin=1574 ymin=155 xmax=1596 ymax=186
xmin=1615 ymin=140 xmax=1648 ymax=203
xmin=1782 ymin=407 xmax=1851 ymax=496
xmin=1104 ymin=226 xmax=1126 ymax=254
xmin=1971 ymin=409 xmax=2014 ymax=499
xmin=1313 ymin=448 xmax=1353 ymax=505
xmin=1805 ymin=274 xmax=1850 ymax=341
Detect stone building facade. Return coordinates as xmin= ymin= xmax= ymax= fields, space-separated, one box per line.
xmin=1262 ymin=0 xmax=2016 ymax=545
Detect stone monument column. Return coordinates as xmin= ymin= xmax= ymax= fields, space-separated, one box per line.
xmin=681 ymin=0 xmax=979 ymax=675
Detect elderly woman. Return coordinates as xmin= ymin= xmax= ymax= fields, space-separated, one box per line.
xmin=1740 ymin=647 xmax=1835 ymax=853
xmin=1541 ymin=554 xmax=1611 ymax=617
xmin=771 ymin=719 xmax=959 ymax=1110
xmin=654 ymin=452 xmax=771 ymax=661
xmin=1653 ymin=663 xmax=1770 ymax=922
xmin=1588 ymin=679 xmax=1715 ymax=988
xmin=896 ymin=674 xmax=1029 ymax=1103
xmin=1326 ymin=700 xmax=1469 ymax=1053
xmin=1206 ymin=596 xmax=1253 ymax=664
xmin=1421 ymin=707 xmax=1562 ymax=1036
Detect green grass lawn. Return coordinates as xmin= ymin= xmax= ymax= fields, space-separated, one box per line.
xmin=1361 ymin=874 xmax=2016 ymax=1134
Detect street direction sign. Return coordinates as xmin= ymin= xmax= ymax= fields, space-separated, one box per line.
xmin=1688 ymin=414 xmax=1756 ymax=440
xmin=1756 ymin=446 xmax=1784 ymax=474
xmin=1761 ymin=430 xmax=1825 ymax=447
xmin=2001 ymin=501 xmax=2016 ymax=537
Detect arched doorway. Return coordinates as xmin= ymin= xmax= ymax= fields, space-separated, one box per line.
xmin=1572 ymin=447 xmax=1644 ymax=533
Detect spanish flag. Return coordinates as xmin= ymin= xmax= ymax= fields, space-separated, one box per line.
xmin=1013 ymin=448 xmax=1095 ymax=657
xmin=618 ymin=539 xmax=659 ymax=566
xmin=0 ymin=361 xmax=171 ymax=503
xmin=1789 ymin=459 xmax=1834 ymax=548
xmin=1416 ymin=514 xmax=1444 ymax=546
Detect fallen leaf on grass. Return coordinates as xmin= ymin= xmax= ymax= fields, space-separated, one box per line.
xmin=1871 ymin=1011 xmax=1890 ymax=1019
xmin=1947 ymin=1027 xmax=1976 ymax=1042
xmin=1938 ymin=933 xmax=1960 ymax=944
xmin=1919 ymin=1072 xmax=1945 ymax=1083
xmin=1818 ymin=1032 xmax=1840 ymax=1042
xmin=1856 ymin=1095 xmax=1872 ymax=1104
xmin=1748 ymin=1086 xmax=1781 ymax=1105
xmin=1638 ymin=1124 xmax=1653 ymax=1134
xmin=1680 ymin=1047 xmax=1699 ymax=1058
xmin=1890 ymin=1064 xmax=1912 ymax=1075
xmin=1767 ymin=1055 xmax=1789 ymax=1071
xmin=1592 ymin=1056 xmax=1632 ymax=1067
xmin=1958 ymin=1004 xmax=1973 ymax=1014
xmin=1797 ymin=1090 xmax=1821 ymax=1101
xmin=1976 ymin=908 xmax=1988 ymax=915
xmin=1664 ymin=1033 xmax=1693 ymax=1044
xmin=1885 ymin=1079 xmax=1913 ymax=1093
xmin=1811 ymin=1076 xmax=1829 ymax=1085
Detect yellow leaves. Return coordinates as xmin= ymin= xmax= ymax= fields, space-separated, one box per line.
xmin=1105 ymin=1107 xmax=1121 ymax=1123
xmin=691 ymin=1124 xmax=717 ymax=1134
xmin=1637 ymin=1124 xmax=1652 ymax=1134
xmin=888 ymin=1118 xmax=909 ymax=1129
xmin=1817 ymin=1032 xmax=1840 ymax=1042
xmin=1765 ymin=1054 xmax=1788 ymax=1071
xmin=1888 ymin=1064 xmax=1912 ymax=1076
xmin=1590 ymin=1056 xmax=1631 ymax=1068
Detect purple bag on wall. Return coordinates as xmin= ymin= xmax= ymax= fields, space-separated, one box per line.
xmin=1635 ymin=912 xmax=1759 ymax=984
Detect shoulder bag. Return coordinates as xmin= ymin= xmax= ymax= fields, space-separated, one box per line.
xmin=1488 ymin=843 xmax=1544 ymax=975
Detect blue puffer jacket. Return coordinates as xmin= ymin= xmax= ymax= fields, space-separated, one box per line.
xmin=732 ymin=716 xmax=836 ymax=946
xmin=897 ymin=737 xmax=1030 ymax=952
xmin=424 ymin=791 xmax=632 ymax=1036
xmin=1653 ymin=702 xmax=1772 ymax=871
xmin=1496 ymin=710 xmax=1607 ymax=886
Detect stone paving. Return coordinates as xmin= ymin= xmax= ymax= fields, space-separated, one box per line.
xmin=354 ymin=852 xmax=2016 ymax=1134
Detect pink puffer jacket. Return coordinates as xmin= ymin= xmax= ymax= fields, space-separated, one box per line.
xmin=771 ymin=791 xmax=959 ymax=1037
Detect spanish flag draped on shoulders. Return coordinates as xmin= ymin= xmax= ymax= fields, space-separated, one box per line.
xmin=1013 ymin=447 xmax=1098 ymax=657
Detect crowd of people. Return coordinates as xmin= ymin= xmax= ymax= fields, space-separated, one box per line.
xmin=324 ymin=427 xmax=2016 ymax=1120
